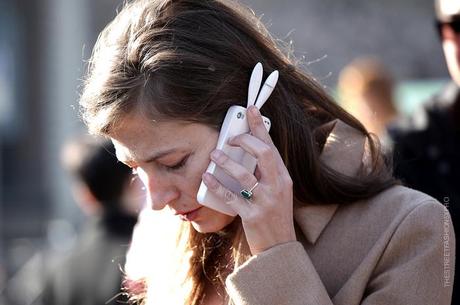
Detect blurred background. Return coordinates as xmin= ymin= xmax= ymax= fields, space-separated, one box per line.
xmin=0 ymin=0 xmax=448 ymax=303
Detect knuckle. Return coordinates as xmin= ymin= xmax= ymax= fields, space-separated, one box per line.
xmin=239 ymin=172 xmax=254 ymax=186
xmin=284 ymin=176 xmax=293 ymax=187
xmin=253 ymin=115 xmax=265 ymax=127
xmin=262 ymin=136 xmax=274 ymax=146
xmin=230 ymin=135 xmax=241 ymax=144
xmin=240 ymin=134 xmax=251 ymax=143
xmin=223 ymin=189 xmax=237 ymax=203
xmin=216 ymin=152 xmax=228 ymax=164
xmin=260 ymin=146 xmax=274 ymax=160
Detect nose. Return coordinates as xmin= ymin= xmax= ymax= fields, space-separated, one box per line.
xmin=149 ymin=187 xmax=179 ymax=211
xmin=137 ymin=168 xmax=179 ymax=210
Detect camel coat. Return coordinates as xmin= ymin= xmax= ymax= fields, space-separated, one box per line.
xmin=225 ymin=120 xmax=456 ymax=305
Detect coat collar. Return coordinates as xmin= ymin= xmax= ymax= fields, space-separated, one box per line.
xmin=294 ymin=119 xmax=367 ymax=244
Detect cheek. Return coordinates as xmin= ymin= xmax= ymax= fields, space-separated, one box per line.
xmin=190 ymin=156 xmax=210 ymax=180
xmin=188 ymin=141 xmax=217 ymax=191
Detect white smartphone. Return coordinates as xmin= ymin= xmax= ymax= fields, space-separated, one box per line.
xmin=196 ymin=106 xmax=271 ymax=216
xmin=196 ymin=62 xmax=278 ymax=216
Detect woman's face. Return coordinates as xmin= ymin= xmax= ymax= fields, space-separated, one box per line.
xmin=110 ymin=110 xmax=236 ymax=233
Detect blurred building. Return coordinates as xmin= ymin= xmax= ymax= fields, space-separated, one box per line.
xmin=0 ymin=1 xmax=126 ymax=303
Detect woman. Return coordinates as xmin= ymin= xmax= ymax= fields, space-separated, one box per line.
xmin=79 ymin=0 xmax=455 ymax=304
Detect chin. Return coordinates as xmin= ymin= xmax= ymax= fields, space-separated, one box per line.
xmin=191 ymin=220 xmax=226 ymax=233
xmin=191 ymin=222 xmax=214 ymax=233
xmin=191 ymin=214 xmax=235 ymax=233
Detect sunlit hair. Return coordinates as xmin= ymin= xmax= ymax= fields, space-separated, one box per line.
xmin=79 ymin=0 xmax=397 ymax=304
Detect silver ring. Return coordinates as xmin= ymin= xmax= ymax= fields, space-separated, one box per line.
xmin=240 ymin=182 xmax=259 ymax=200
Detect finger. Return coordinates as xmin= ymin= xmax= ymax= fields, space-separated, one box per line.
xmin=210 ymin=149 xmax=258 ymax=190
xmin=254 ymin=165 xmax=262 ymax=180
xmin=247 ymin=105 xmax=275 ymax=146
xmin=201 ymin=172 xmax=250 ymax=215
xmin=227 ymin=134 xmax=280 ymax=181
xmin=245 ymin=105 xmax=288 ymax=174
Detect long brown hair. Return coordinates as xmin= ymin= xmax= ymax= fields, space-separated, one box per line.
xmin=80 ymin=0 xmax=396 ymax=303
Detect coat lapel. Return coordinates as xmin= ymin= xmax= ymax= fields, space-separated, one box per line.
xmin=294 ymin=119 xmax=367 ymax=244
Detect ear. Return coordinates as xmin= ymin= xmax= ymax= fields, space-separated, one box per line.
xmin=72 ymin=183 xmax=102 ymax=215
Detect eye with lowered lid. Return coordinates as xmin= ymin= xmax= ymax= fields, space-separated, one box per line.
xmin=128 ymin=151 xmax=192 ymax=175
xmin=163 ymin=155 xmax=189 ymax=171
xmin=161 ymin=153 xmax=192 ymax=171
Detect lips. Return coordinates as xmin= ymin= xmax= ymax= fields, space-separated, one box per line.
xmin=176 ymin=207 xmax=202 ymax=221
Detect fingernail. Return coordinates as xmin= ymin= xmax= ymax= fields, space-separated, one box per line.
xmin=211 ymin=149 xmax=223 ymax=160
xmin=202 ymin=173 xmax=217 ymax=188
xmin=250 ymin=105 xmax=259 ymax=115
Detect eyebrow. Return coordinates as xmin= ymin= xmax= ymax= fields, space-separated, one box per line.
xmin=117 ymin=147 xmax=183 ymax=167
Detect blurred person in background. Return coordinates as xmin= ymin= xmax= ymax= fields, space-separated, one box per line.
xmin=389 ymin=0 xmax=460 ymax=303
xmin=338 ymin=56 xmax=398 ymax=148
xmin=38 ymin=137 xmax=143 ymax=305
xmin=79 ymin=0 xmax=454 ymax=304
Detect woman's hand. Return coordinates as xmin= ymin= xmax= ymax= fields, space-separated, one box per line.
xmin=202 ymin=105 xmax=296 ymax=255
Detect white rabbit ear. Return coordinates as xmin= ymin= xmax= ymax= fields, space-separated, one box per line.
xmin=247 ymin=62 xmax=263 ymax=108
xmin=254 ymin=70 xmax=278 ymax=110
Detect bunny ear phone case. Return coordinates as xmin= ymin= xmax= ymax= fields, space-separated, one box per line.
xmin=196 ymin=63 xmax=279 ymax=216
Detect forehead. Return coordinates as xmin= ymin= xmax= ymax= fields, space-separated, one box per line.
xmin=109 ymin=111 xmax=216 ymax=162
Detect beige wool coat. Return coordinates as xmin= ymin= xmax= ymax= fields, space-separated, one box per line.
xmin=225 ymin=120 xmax=456 ymax=305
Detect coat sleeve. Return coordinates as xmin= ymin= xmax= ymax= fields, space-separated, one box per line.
xmin=225 ymin=241 xmax=333 ymax=305
xmin=360 ymin=200 xmax=455 ymax=305
xmin=225 ymin=200 xmax=455 ymax=305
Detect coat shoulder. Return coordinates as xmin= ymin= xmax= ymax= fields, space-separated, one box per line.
xmin=364 ymin=184 xmax=448 ymax=217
